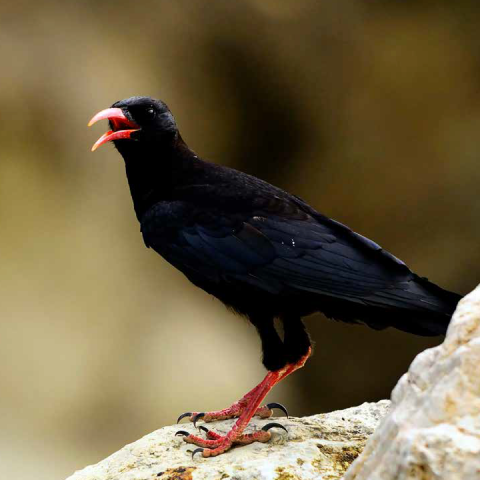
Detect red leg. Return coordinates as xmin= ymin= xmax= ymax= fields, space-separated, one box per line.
xmin=178 ymin=347 xmax=311 ymax=457
xmin=177 ymin=381 xmax=287 ymax=425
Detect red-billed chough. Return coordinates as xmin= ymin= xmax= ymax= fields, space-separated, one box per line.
xmin=89 ymin=96 xmax=461 ymax=457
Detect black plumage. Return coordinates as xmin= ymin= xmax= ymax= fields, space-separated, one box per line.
xmin=90 ymin=96 xmax=460 ymax=372
xmin=89 ymin=96 xmax=463 ymax=457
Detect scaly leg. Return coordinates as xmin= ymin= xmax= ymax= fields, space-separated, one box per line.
xmin=176 ymin=347 xmax=311 ymax=458
xmin=177 ymin=380 xmax=288 ymax=426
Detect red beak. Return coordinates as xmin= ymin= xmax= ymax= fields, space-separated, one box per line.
xmin=88 ymin=107 xmax=140 ymax=151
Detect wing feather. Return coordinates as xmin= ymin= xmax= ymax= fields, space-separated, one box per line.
xmin=141 ymin=196 xmax=430 ymax=311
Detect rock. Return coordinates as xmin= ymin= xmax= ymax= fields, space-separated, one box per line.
xmin=66 ymin=400 xmax=389 ymax=480
xmin=345 ymin=285 xmax=480 ymax=480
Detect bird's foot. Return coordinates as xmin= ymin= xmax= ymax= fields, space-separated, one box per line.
xmin=177 ymin=401 xmax=287 ymax=426
xmin=176 ymin=349 xmax=311 ymax=458
xmin=176 ymin=423 xmax=287 ymax=458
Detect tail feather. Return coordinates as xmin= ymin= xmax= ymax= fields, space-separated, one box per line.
xmin=364 ymin=275 xmax=461 ymax=336
xmin=317 ymin=276 xmax=462 ymax=337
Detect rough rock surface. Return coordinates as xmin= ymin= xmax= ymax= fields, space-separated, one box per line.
xmin=66 ymin=401 xmax=389 ymax=480
xmin=345 ymin=285 xmax=480 ymax=480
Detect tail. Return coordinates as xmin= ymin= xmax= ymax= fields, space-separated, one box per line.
xmin=363 ymin=275 xmax=462 ymax=336
xmin=318 ymin=275 xmax=462 ymax=336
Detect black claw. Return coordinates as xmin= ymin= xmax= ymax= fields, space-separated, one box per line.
xmin=267 ymin=402 xmax=289 ymax=418
xmin=262 ymin=422 xmax=288 ymax=433
xmin=192 ymin=412 xmax=205 ymax=428
xmin=192 ymin=447 xmax=204 ymax=459
xmin=199 ymin=426 xmax=209 ymax=434
xmin=177 ymin=412 xmax=192 ymax=424
xmin=175 ymin=430 xmax=190 ymax=437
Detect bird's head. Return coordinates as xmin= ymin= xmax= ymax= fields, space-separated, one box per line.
xmin=88 ymin=96 xmax=178 ymax=152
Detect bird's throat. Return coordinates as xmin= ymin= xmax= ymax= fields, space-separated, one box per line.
xmin=120 ymin=138 xmax=197 ymax=221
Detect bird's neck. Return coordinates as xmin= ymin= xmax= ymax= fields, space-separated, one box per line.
xmin=120 ymin=135 xmax=197 ymax=221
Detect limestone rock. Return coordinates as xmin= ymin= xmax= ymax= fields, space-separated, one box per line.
xmin=345 ymin=285 xmax=480 ymax=480
xmin=66 ymin=401 xmax=389 ymax=480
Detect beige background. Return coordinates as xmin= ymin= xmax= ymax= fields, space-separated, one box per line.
xmin=1 ymin=1 xmax=479 ymax=479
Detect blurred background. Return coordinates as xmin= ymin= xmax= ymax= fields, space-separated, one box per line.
xmin=1 ymin=0 xmax=480 ymax=478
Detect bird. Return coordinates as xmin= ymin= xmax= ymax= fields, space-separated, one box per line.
xmin=88 ymin=96 xmax=461 ymax=458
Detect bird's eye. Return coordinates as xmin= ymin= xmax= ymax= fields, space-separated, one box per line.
xmin=146 ymin=108 xmax=155 ymax=117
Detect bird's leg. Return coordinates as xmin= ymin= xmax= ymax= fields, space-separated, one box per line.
xmin=282 ymin=316 xmax=312 ymax=365
xmin=177 ymin=347 xmax=311 ymax=457
xmin=177 ymin=381 xmax=287 ymax=425
xmin=177 ymin=319 xmax=288 ymax=425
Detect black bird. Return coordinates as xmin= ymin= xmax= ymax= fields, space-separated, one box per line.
xmin=89 ymin=96 xmax=461 ymax=457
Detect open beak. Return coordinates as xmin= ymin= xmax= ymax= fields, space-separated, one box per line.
xmin=88 ymin=107 xmax=140 ymax=151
